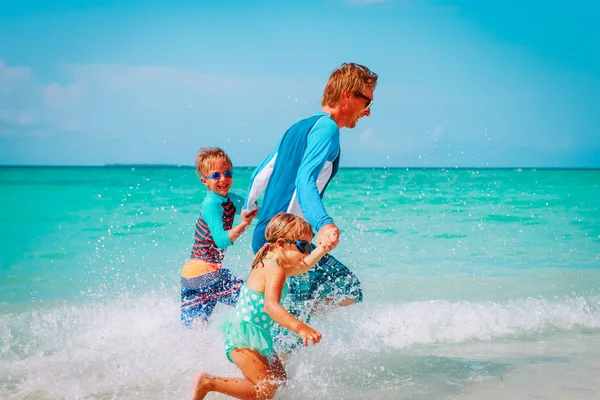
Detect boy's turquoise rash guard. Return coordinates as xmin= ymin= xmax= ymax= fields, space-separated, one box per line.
xmin=244 ymin=113 xmax=340 ymax=253
xmin=191 ymin=191 xmax=244 ymax=263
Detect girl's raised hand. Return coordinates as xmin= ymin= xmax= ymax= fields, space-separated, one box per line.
xmin=317 ymin=241 xmax=335 ymax=253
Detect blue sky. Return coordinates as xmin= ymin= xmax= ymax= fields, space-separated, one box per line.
xmin=0 ymin=0 xmax=598 ymax=167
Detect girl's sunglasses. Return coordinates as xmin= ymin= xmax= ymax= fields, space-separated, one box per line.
xmin=204 ymin=170 xmax=233 ymax=180
xmin=282 ymin=240 xmax=311 ymax=254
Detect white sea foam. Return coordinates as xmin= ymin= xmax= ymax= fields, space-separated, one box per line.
xmin=354 ymin=296 xmax=600 ymax=349
xmin=1 ymin=293 xmax=599 ymax=399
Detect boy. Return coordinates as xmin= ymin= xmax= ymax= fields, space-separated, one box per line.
xmin=181 ymin=147 xmax=258 ymax=327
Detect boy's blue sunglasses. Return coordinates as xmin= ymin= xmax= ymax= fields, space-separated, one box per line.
xmin=204 ymin=170 xmax=233 ymax=180
xmin=282 ymin=240 xmax=311 ymax=254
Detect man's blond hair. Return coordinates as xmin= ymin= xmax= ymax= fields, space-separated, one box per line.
xmin=321 ymin=62 xmax=378 ymax=107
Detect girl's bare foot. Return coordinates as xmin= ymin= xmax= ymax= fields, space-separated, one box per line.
xmin=191 ymin=372 xmax=213 ymax=400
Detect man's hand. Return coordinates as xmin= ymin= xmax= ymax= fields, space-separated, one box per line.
xmin=317 ymin=224 xmax=340 ymax=251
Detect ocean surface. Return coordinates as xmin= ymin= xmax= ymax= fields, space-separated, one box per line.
xmin=1 ymin=166 xmax=599 ymax=399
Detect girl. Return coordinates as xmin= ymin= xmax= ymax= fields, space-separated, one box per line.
xmin=191 ymin=213 xmax=332 ymax=400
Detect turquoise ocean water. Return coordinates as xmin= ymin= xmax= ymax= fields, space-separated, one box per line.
xmin=1 ymin=166 xmax=599 ymax=399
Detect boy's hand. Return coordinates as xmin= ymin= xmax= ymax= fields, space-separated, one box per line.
xmin=297 ymin=324 xmax=322 ymax=346
xmin=241 ymin=207 xmax=258 ymax=224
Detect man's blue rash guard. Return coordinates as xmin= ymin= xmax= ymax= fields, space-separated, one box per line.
xmin=244 ymin=112 xmax=340 ymax=253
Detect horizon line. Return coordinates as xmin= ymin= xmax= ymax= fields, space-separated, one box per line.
xmin=1 ymin=164 xmax=599 ymax=170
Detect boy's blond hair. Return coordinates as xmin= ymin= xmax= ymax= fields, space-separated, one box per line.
xmin=195 ymin=147 xmax=232 ymax=176
xmin=321 ymin=62 xmax=378 ymax=107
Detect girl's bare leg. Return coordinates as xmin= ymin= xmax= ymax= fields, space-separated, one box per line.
xmin=191 ymin=348 xmax=286 ymax=400
xmin=191 ymin=372 xmax=256 ymax=400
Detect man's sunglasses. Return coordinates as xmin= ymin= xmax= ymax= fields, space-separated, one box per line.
xmin=354 ymin=92 xmax=373 ymax=110
xmin=204 ymin=170 xmax=233 ymax=180
xmin=282 ymin=240 xmax=312 ymax=254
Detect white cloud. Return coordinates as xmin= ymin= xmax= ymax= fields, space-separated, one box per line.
xmin=0 ymin=61 xmax=319 ymax=142
xmin=0 ymin=60 xmax=32 ymax=88
xmin=44 ymin=83 xmax=82 ymax=108
xmin=360 ymin=128 xmax=372 ymax=144
xmin=60 ymin=63 xmax=274 ymax=94
xmin=0 ymin=61 xmax=85 ymax=135
xmin=0 ymin=61 xmax=41 ymax=135
xmin=358 ymin=128 xmax=390 ymax=151
xmin=431 ymin=125 xmax=444 ymax=139
xmin=0 ymin=110 xmax=35 ymax=126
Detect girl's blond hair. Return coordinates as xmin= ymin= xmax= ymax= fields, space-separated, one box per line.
xmin=251 ymin=213 xmax=314 ymax=268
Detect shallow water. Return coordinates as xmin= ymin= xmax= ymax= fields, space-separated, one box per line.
xmin=1 ymin=167 xmax=599 ymax=399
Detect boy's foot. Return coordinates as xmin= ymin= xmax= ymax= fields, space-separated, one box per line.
xmin=191 ymin=372 xmax=213 ymax=400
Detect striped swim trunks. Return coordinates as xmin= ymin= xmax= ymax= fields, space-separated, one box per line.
xmin=181 ymin=268 xmax=243 ymax=327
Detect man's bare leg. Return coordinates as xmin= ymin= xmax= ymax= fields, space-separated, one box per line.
xmin=310 ymin=297 xmax=355 ymax=315
xmin=337 ymin=298 xmax=355 ymax=307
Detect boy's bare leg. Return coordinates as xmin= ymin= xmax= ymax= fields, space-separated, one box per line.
xmin=191 ymin=348 xmax=286 ymax=400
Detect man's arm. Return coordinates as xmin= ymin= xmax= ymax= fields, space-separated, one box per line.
xmin=295 ymin=121 xmax=340 ymax=231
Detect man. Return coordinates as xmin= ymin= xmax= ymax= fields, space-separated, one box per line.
xmin=243 ymin=62 xmax=378 ymax=355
